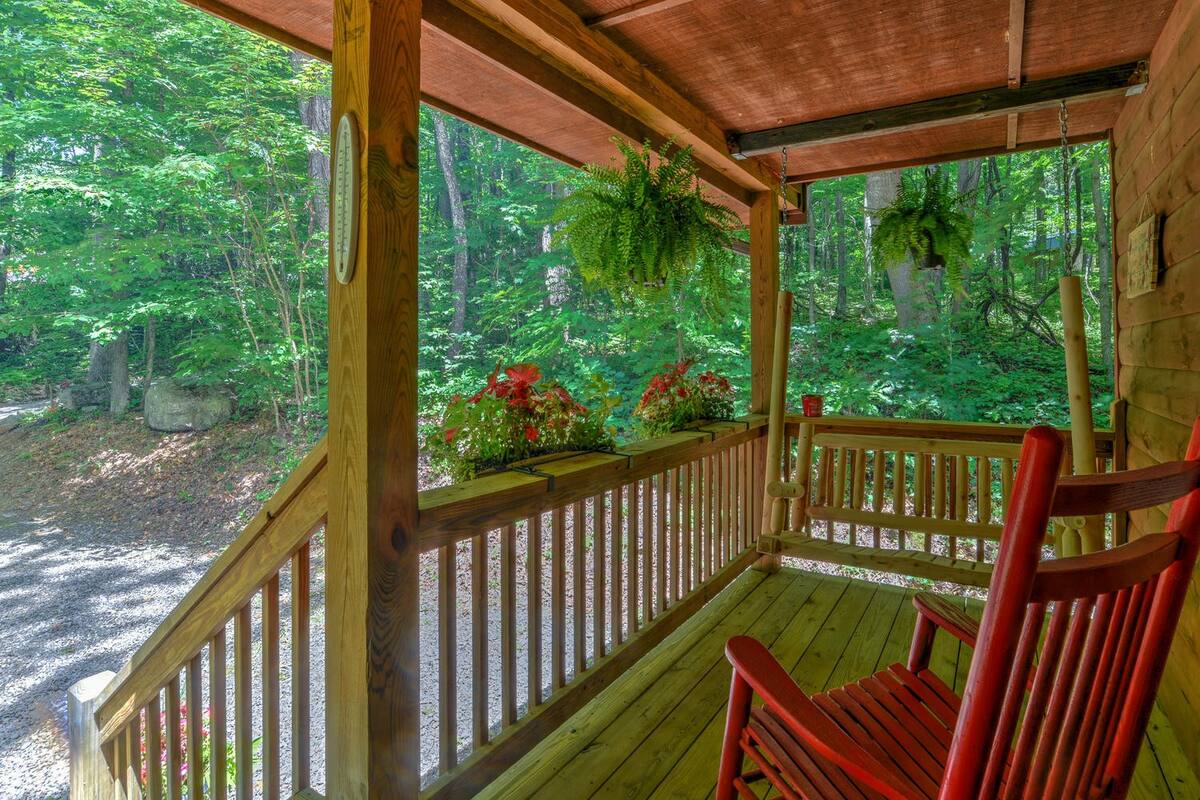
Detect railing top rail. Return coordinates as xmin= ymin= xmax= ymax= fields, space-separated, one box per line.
xmin=94 ymin=438 xmax=329 ymax=744
xmin=786 ymin=414 xmax=1115 ymax=452
xmin=417 ymin=415 xmax=767 ymax=551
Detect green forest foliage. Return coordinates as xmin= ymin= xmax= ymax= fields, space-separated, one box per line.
xmin=0 ymin=0 xmax=1115 ymax=444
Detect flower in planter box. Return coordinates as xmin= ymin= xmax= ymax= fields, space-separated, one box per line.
xmin=430 ymin=364 xmax=618 ymax=483
xmin=633 ymin=360 xmax=735 ymax=437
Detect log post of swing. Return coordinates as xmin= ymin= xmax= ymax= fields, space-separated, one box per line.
xmin=1059 ymin=274 xmax=1105 ymax=554
xmin=755 ymin=290 xmax=793 ymax=573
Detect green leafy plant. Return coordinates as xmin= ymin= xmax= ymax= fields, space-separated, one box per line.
xmin=870 ymin=169 xmax=973 ymax=289
xmin=428 ymin=363 xmax=620 ymax=482
xmin=633 ymin=359 xmax=735 ymax=437
xmin=552 ymin=138 xmax=740 ymax=311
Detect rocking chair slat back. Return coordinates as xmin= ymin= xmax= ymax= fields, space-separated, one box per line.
xmin=947 ymin=419 xmax=1200 ymax=800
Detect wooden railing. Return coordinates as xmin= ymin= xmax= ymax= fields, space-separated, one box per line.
xmin=82 ymin=417 xmax=769 ymax=799
xmin=91 ymin=438 xmax=328 ymax=800
xmin=417 ymin=417 xmax=767 ymax=797
xmin=763 ymin=413 xmax=1125 ymax=587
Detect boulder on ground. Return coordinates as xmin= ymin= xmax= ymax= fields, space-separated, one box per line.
xmin=59 ymin=382 xmax=110 ymax=411
xmin=144 ymin=378 xmax=232 ymax=432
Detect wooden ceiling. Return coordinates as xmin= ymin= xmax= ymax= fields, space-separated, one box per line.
xmin=181 ymin=0 xmax=1175 ymax=214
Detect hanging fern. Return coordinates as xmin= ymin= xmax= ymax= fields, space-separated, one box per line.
xmin=552 ymin=138 xmax=740 ymax=312
xmin=871 ymin=169 xmax=973 ymax=290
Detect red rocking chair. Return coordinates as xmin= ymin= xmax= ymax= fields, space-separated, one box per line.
xmin=717 ymin=421 xmax=1200 ymax=800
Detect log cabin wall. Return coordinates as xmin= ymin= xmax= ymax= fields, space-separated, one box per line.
xmin=1111 ymin=0 xmax=1200 ymax=774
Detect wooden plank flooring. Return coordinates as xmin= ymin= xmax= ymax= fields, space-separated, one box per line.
xmin=479 ymin=567 xmax=1200 ymax=800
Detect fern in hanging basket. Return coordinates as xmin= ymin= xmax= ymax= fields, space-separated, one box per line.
xmin=552 ymin=138 xmax=740 ymax=309
xmin=870 ymin=169 xmax=973 ymax=289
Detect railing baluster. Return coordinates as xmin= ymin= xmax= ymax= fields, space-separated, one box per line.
xmin=128 ymin=714 xmax=141 ymax=800
xmin=234 ymin=605 xmax=251 ymax=800
xmin=610 ymin=488 xmax=623 ymax=646
xmin=115 ymin=723 xmax=128 ymax=800
xmin=722 ymin=448 xmax=732 ymax=564
xmin=656 ymin=472 xmax=667 ymax=613
xmin=592 ymin=494 xmax=606 ymax=660
xmin=850 ymin=448 xmax=866 ymax=545
xmin=572 ymin=500 xmax=586 ymax=677
xmin=439 ymin=544 xmax=458 ymax=769
xmin=166 ymin=675 xmax=182 ymax=800
xmin=641 ymin=476 xmax=652 ymax=623
xmin=501 ymin=523 xmax=517 ymax=726
xmin=291 ymin=544 xmax=310 ymax=791
xmin=670 ymin=468 xmax=681 ymax=602
xmin=211 ymin=627 xmax=228 ymax=800
xmin=147 ymin=693 xmax=162 ymax=800
xmin=704 ymin=455 xmax=714 ymax=577
xmin=262 ymin=575 xmax=280 ymax=800
xmin=528 ymin=515 xmax=543 ymax=707
xmin=472 ymin=533 xmax=489 ymax=747
xmin=871 ymin=449 xmax=885 ymax=548
xmin=186 ymin=653 xmax=203 ymax=800
xmin=954 ymin=454 xmax=969 ymax=559
xmin=552 ymin=507 xmax=566 ymax=690
xmin=628 ymin=481 xmax=640 ymax=632
xmin=683 ymin=461 xmax=694 ymax=594
xmin=978 ymin=457 xmax=992 ymax=561
xmin=1001 ymin=457 xmax=1014 ymax=517
xmin=894 ymin=450 xmax=907 ymax=550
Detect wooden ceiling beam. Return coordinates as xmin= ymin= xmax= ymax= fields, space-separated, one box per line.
xmin=423 ymin=0 xmax=753 ymax=206
xmin=733 ymin=61 xmax=1147 ymax=158
xmin=1006 ymin=0 xmax=1026 ymax=149
xmin=585 ymin=0 xmax=698 ymax=30
xmin=784 ymin=131 xmax=1107 ymax=184
xmin=451 ymin=0 xmax=795 ymax=204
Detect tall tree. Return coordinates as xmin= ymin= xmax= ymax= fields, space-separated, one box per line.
xmin=433 ymin=113 xmax=470 ymax=360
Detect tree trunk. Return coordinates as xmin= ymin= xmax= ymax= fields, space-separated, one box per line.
xmin=143 ymin=315 xmax=156 ymax=395
xmin=866 ymin=169 xmax=934 ymax=329
xmin=805 ymin=187 xmax=817 ymax=323
xmin=109 ymin=331 xmax=129 ymax=416
xmin=433 ymin=113 xmax=470 ymax=358
xmin=87 ymin=340 xmax=114 ymax=383
xmin=288 ymin=52 xmax=331 ymax=234
xmin=0 ymin=124 xmax=14 ymax=302
xmin=834 ymin=190 xmax=848 ymax=317
xmin=1091 ymin=156 xmax=1113 ymax=370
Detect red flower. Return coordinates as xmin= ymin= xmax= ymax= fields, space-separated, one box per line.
xmin=677 ymin=386 xmax=688 ymax=398
xmin=525 ymin=425 xmax=540 ymax=442
xmin=444 ymin=427 xmax=458 ymax=443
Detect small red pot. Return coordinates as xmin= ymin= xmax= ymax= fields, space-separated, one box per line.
xmin=801 ymin=394 xmax=824 ymax=417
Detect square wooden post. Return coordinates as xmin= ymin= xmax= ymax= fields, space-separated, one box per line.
xmin=749 ymin=191 xmax=780 ymax=413
xmin=327 ymin=0 xmax=422 ymax=795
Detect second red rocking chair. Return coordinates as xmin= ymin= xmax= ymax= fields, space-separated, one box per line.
xmin=717 ymin=420 xmax=1200 ymax=800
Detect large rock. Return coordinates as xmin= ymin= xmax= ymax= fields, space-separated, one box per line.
xmin=144 ymin=378 xmax=232 ymax=432
xmin=59 ymin=382 xmax=110 ymax=411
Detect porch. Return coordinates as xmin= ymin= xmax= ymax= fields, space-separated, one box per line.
xmin=478 ymin=567 xmax=1198 ymax=800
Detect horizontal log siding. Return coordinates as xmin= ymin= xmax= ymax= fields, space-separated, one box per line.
xmin=1112 ymin=0 xmax=1200 ymax=777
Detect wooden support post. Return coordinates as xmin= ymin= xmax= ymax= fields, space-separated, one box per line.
xmin=68 ymin=671 xmax=116 ymax=800
xmin=749 ymin=191 xmax=780 ymax=413
xmin=1111 ymin=398 xmax=1129 ymax=545
xmin=1059 ymin=275 xmax=1105 ymax=553
xmin=327 ymin=0 xmax=422 ymax=793
xmin=756 ymin=290 xmax=793 ymax=572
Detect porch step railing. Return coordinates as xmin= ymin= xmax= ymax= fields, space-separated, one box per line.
xmin=763 ymin=412 xmax=1126 ymax=587
xmin=77 ymin=416 xmax=770 ymax=800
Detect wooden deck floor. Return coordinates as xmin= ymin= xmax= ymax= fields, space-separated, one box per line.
xmin=480 ymin=567 xmax=1200 ymax=800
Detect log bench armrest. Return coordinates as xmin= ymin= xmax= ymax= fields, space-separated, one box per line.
xmin=908 ymin=592 xmax=981 ymax=671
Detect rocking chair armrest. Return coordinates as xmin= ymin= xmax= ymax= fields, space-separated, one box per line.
xmin=913 ymin=592 xmax=980 ymax=648
xmin=725 ymin=636 xmax=922 ymax=800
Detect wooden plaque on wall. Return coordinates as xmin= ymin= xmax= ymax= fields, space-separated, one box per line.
xmin=1126 ymin=214 xmax=1160 ymax=299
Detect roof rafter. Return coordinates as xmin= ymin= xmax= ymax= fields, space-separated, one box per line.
xmin=1006 ymin=0 xmax=1027 ymax=149
xmin=451 ymin=0 xmax=793 ymax=204
xmin=424 ymin=0 xmax=754 ymax=205
xmin=585 ymin=0 xmax=699 ymax=30
xmin=733 ymin=60 xmax=1148 ymax=158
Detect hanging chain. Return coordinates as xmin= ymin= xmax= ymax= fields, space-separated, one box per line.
xmin=780 ymin=146 xmax=789 ymax=216
xmin=1059 ymin=100 xmax=1072 ymax=276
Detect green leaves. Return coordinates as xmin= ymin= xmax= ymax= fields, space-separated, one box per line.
xmin=871 ymin=169 xmax=973 ymax=291
xmin=552 ymin=138 xmax=740 ymax=315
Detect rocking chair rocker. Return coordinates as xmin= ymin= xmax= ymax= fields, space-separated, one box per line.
xmin=718 ymin=420 xmax=1200 ymax=800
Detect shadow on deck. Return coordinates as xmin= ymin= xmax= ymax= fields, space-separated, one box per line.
xmin=480 ymin=567 xmax=1200 ymax=800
